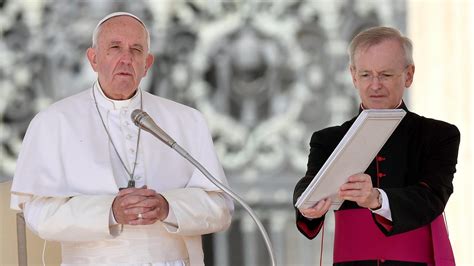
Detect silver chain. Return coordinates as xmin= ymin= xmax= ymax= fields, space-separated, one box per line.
xmin=92 ymin=83 xmax=142 ymax=186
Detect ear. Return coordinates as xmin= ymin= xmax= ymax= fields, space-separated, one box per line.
xmin=86 ymin=48 xmax=98 ymax=72
xmin=143 ymin=53 xmax=155 ymax=76
xmin=404 ymin=64 xmax=415 ymax=88
xmin=350 ymin=65 xmax=357 ymax=86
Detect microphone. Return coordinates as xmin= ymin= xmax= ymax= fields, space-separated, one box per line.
xmin=131 ymin=109 xmax=175 ymax=147
xmin=131 ymin=109 xmax=276 ymax=266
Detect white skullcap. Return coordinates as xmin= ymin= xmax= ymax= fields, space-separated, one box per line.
xmin=92 ymin=12 xmax=150 ymax=49
xmin=95 ymin=12 xmax=145 ymax=31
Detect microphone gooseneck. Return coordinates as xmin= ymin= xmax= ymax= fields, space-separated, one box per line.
xmin=132 ymin=109 xmax=277 ymax=266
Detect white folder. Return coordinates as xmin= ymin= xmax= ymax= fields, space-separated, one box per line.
xmin=295 ymin=109 xmax=406 ymax=210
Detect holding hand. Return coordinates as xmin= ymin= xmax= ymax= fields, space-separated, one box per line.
xmin=112 ymin=186 xmax=170 ymax=225
xmin=298 ymin=198 xmax=332 ymax=219
xmin=338 ymin=173 xmax=380 ymax=209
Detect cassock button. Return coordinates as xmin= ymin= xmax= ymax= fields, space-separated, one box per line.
xmin=129 ymin=148 xmax=135 ymax=153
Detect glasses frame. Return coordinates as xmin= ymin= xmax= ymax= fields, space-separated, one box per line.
xmin=356 ymin=65 xmax=410 ymax=84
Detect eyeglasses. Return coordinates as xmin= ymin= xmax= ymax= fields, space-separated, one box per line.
xmin=357 ymin=66 xmax=409 ymax=83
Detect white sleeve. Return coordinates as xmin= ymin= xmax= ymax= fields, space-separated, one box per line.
xmin=371 ymin=188 xmax=392 ymax=221
xmin=23 ymin=195 xmax=118 ymax=242
xmin=160 ymin=188 xmax=232 ymax=236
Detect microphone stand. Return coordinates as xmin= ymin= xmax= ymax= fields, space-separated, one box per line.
xmin=132 ymin=110 xmax=277 ymax=266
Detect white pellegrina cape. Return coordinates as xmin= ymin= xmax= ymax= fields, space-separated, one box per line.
xmin=11 ymin=87 xmax=233 ymax=265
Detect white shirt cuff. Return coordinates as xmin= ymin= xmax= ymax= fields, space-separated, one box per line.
xmin=162 ymin=206 xmax=178 ymax=228
xmin=371 ymin=188 xmax=392 ymax=221
xmin=109 ymin=207 xmax=119 ymax=225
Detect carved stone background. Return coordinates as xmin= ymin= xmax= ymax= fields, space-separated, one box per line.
xmin=0 ymin=0 xmax=406 ymax=264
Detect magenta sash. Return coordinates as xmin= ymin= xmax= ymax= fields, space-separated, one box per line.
xmin=333 ymin=209 xmax=455 ymax=265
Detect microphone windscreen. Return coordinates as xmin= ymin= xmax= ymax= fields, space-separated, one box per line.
xmin=130 ymin=109 xmax=176 ymax=147
xmin=131 ymin=109 xmax=146 ymax=127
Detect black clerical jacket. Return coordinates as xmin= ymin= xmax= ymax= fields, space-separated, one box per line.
xmin=293 ymin=103 xmax=460 ymax=266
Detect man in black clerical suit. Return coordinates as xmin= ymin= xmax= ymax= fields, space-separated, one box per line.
xmin=294 ymin=26 xmax=460 ymax=266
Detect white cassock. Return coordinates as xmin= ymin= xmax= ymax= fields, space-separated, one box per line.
xmin=10 ymin=83 xmax=234 ymax=266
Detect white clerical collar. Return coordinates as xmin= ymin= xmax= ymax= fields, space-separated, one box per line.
xmin=93 ymin=81 xmax=141 ymax=110
xmin=360 ymin=100 xmax=403 ymax=110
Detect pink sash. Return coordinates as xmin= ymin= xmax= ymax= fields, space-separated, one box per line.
xmin=333 ymin=209 xmax=455 ymax=265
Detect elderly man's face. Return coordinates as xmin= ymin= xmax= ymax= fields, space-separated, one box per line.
xmin=350 ymin=39 xmax=414 ymax=109
xmin=87 ymin=16 xmax=153 ymax=100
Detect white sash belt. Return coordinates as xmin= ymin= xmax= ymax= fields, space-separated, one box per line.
xmin=61 ymin=223 xmax=188 ymax=264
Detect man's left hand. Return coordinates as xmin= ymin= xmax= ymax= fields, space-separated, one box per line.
xmin=127 ymin=192 xmax=170 ymax=225
xmin=338 ymin=173 xmax=380 ymax=209
xmin=115 ymin=188 xmax=170 ymax=225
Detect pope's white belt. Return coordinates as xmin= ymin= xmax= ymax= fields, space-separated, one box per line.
xmin=61 ymin=223 xmax=188 ymax=264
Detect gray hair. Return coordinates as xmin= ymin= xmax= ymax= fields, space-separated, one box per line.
xmin=92 ymin=12 xmax=151 ymax=52
xmin=348 ymin=26 xmax=413 ymax=67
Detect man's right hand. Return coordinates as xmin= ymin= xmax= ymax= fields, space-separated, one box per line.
xmin=298 ymin=198 xmax=332 ymax=219
xmin=112 ymin=187 xmax=157 ymax=225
